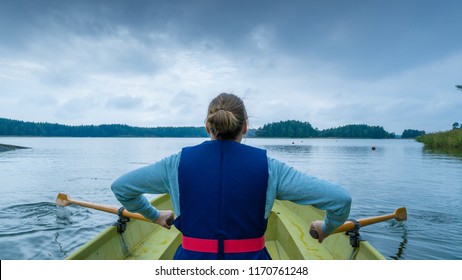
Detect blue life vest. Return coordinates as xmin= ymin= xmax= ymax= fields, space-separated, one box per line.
xmin=173 ymin=140 xmax=270 ymax=260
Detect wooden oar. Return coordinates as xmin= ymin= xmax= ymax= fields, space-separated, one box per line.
xmin=55 ymin=192 xmax=153 ymax=223
xmin=310 ymin=207 xmax=407 ymax=239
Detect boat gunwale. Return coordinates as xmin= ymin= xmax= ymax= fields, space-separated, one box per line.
xmin=66 ymin=194 xmax=385 ymax=260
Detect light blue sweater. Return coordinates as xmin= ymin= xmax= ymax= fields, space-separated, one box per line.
xmin=111 ymin=146 xmax=352 ymax=235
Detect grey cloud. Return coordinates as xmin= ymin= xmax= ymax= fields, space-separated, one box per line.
xmin=106 ymin=95 xmax=144 ymax=110
xmin=169 ymin=91 xmax=201 ymax=114
xmin=1 ymin=0 xmax=462 ymax=133
xmin=55 ymin=96 xmax=100 ymax=120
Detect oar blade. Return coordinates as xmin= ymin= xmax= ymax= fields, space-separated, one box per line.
xmin=55 ymin=193 xmax=72 ymax=207
xmin=394 ymin=207 xmax=407 ymax=222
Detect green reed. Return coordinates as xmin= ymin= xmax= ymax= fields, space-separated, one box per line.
xmin=416 ymin=129 xmax=462 ymax=149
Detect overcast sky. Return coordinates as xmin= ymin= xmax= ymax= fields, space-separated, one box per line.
xmin=1 ymin=0 xmax=461 ymax=133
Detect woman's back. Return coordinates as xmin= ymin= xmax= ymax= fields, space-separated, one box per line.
xmin=174 ymin=140 xmax=271 ymax=259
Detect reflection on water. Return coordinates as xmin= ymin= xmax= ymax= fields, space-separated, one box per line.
xmin=389 ymin=221 xmax=408 ymax=260
xmin=54 ymin=231 xmax=68 ymax=257
xmin=264 ymin=144 xmax=312 ymax=155
xmin=422 ymin=147 xmax=462 ymax=159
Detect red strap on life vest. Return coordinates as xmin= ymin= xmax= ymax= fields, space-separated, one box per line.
xmin=182 ymin=236 xmax=265 ymax=254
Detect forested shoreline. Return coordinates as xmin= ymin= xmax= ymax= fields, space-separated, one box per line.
xmin=1 ymin=117 xmax=422 ymax=139
xmin=0 ymin=118 xmax=208 ymax=137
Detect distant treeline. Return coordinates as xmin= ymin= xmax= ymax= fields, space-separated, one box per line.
xmin=256 ymin=120 xmax=399 ymax=139
xmin=0 ymin=118 xmax=208 ymax=137
xmin=256 ymin=120 xmax=318 ymax=138
xmin=1 ymin=117 xmax=425 ymax=139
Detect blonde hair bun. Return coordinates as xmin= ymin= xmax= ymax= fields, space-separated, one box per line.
xmin=206 ymin=93 xmax=247 ymax=140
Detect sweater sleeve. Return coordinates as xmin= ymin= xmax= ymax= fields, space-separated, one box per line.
xmin=267 ymin=157 xmax=352 ymax=234
xmin=111 ymin=153 xmax=181 ymax=221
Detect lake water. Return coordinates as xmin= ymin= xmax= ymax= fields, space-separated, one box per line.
xmin=0 ymin=137 xmax=461 ymax=260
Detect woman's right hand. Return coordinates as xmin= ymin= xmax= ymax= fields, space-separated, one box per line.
xmin=309 ymin=220 xmax=328 ymax=243
xmin=154 ymin=210 xmax=175 ymax=230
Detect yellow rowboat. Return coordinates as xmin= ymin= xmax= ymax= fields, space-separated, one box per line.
xmin=59 ymin=194 xmax=406 ymax=260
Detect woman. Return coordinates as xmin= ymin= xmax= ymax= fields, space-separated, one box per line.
xmin=111 ymin=93 xmax=351 ymax=260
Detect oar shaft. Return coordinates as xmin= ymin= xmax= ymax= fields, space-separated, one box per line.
xmin=69 ymin=198 xmax=153 ymax=223
xmin=333 ymin=213 xmax=396 ymax=234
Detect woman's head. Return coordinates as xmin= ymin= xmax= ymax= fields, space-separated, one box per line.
xmin=206 ymin=93 xmax=248 ymax=140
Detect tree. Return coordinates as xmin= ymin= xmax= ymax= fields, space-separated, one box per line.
xmin=453 ymin=122 xmax=460 ymax=130
xmin=401 ymin=129 xmax=425 ymax=138
xmin=456 ymin=85 xmax=462 ymax=91
xmin=255 ymin=120 xmax=318 ymax=138
xmin=319 ymin=124 xmax=395 ymax=139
